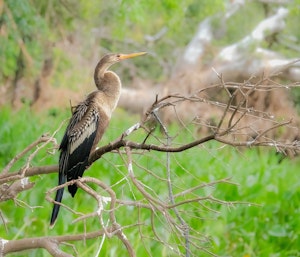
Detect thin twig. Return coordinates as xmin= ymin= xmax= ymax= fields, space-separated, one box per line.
xmin=152 ymin=109 xmax=191 ymax=257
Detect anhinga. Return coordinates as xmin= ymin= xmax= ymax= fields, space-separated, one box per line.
xmin=50 ymin=52 xmax=147 ymax=226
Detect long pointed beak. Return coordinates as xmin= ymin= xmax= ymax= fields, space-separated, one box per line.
xmin=119 ymin=52 xmax=147 ymax=60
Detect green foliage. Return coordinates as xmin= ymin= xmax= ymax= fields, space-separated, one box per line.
xmin=213 ymin=1 xmax=265 ymax=46
xmin=1 ymin=1 xmax=47 ymax=78
xmin=77 ymin=0 xmax=225 ymax=80
xmin=1 ymin=0 xmax=226 ymax=86
xmin=2 ymin=0 xmax=299 ymax=93
xmin=1 ymin=107 xmax=300 ymax=256
xmin=0 ymin=0 xmax=78 ymax=83
xmin=0 ymin=105 xmax=69 ymax=171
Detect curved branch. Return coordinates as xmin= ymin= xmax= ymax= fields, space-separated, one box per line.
xmin=3 ymin=116 xmax=297 ymax=186
xmin=89 ymin=134 xmax=216 ymax=164
xmin=1 ymin=229 xmax=106 ymax=256
xmin=1 ymin=134 xmax=215 ymax=184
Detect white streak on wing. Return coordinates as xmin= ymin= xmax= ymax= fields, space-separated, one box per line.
xmin=69 ymin=121 xmax=97 ymax=154
xmin=61 ymin=152 xmax=69 ymax=174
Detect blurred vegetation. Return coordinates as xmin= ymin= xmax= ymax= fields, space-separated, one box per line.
xmin=1 ymin=1 xmax=300 ymax=255
xmin=0 ymin=107 xmax=300 ymax=256
xmin=1 ymin=1 xmax=300 ymax=106
xmin=0 ymin=0 xmax=225 ymax=86
xmin=1 ymin=1 xmax=300 ymax=93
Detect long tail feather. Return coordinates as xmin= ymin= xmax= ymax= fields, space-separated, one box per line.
xmin=50 ymin=172 xmax=65 ymax=227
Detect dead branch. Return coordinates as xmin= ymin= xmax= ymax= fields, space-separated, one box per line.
xmin=1 ymin=227 xmax=125 ymax=256
xmin=0 ymin=178 xmax=34 ymax=202
xmin=1 ymin=79 xmax=300 ymax=256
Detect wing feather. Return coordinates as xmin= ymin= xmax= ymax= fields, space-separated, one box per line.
xmin=59 ymin=101 xmax=99 ymax=196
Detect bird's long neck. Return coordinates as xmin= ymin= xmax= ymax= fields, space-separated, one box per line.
xmin=94 ymin=58 xmax=109 ymax=90
xmin=94 ymin=61 xmax=122 ymax=112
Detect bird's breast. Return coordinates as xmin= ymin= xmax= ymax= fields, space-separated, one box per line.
xmin=93 ymin=92 xmax=121 ymax=119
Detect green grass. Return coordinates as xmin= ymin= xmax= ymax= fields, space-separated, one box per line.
xmin=0 ymin=106 xmax=300 ymax=256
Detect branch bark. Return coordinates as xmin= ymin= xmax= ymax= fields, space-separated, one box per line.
xmin=1 ymin=229 xmax=110 ymax=256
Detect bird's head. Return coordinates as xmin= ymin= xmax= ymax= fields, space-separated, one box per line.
xmin=102 ymin=52 xmax=147 ymax=66
xmin=95 ymin=52 xmax=147 ymax=87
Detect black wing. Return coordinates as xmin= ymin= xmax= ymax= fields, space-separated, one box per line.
xmin=50 ymin=101 xmax=99 ymax=226
xmin=61 ymin=103 xmax=99 ymax=196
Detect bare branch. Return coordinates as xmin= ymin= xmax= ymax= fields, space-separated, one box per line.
xmin=2 ymin=77 xmax=300 ymax=256
xmin=1 ymin=228 xmax=121 ymax=256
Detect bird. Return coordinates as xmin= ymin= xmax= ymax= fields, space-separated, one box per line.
xmin=50 ymin=52 xmax=147 ymax=226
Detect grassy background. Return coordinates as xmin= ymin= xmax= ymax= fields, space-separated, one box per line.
xmin=0 ymin=106 xmax=300 ymax=256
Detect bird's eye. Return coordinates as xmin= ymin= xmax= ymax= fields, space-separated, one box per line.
xmin=116 ymin=54 xmax=121 ymax=58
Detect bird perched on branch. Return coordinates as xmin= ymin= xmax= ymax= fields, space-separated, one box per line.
xmin=50 ymin=52 xmax=147 ymax=226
